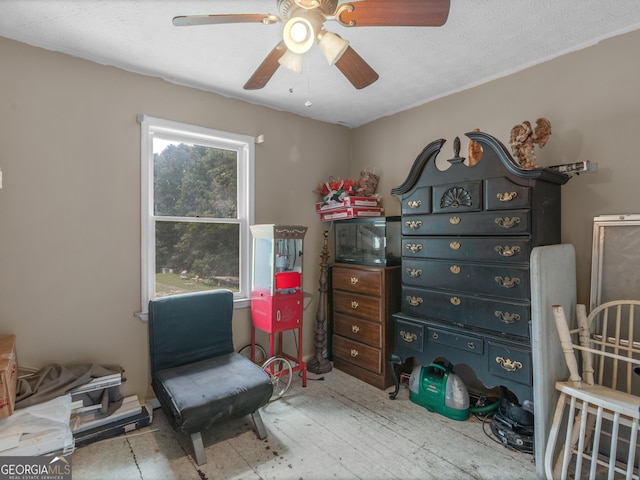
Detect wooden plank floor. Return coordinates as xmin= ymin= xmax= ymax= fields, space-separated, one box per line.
xmin=71 ymin=368 xmax=537 ymax=479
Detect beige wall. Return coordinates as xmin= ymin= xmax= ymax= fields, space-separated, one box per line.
xmin=351 ymin=29 xmax=640 ymax=308
xmin=0 ymin=37 xmax=350 ymax=400
xmin=1 ymin=29 xmax=639 ymax=401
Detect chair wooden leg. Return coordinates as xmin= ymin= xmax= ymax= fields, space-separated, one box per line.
xmin=252 ymin=410 xmax=267 ymax=439
xmin=190 ymin=431 xmax=207 ymax=465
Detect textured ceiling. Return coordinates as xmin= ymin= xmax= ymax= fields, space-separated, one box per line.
xmin=1 ymin=1 xmax=640 ymax=127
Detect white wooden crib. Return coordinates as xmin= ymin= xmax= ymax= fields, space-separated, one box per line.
xmin=546 ymin=300 xmax=640 ymax=479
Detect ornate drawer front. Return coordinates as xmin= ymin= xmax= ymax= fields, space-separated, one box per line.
xmin=401 ymin=187 xmax=432 ymax=215
xmin=402 ymin=236 xmax=531 ymax=264
xmin=394 ymin=317 xmax=424 ymax=353
xmin=402 ymin=259 xmax=530 ymax=300
xmin=334 ymin=313 xmax=381 ymax=348
xmin=401 ymin=210 xmax=531 ymax=236
xmin=401 ymin=286 xmax=530 ymax=338
xmin=333 ymin=291 xmax=382 ymax=321
xmin=427 ymin=326 xmax=483 ymax=356
xmin=485 ymin=178 xmax=531 ymax=211
xmin=432 ymin=181 xmax=482 ymax=214
xmin=333 ymin=335 xmax=381 ymax=374
xmin=332 ymin=267 xmax=382 ymax=296
xmin=487 ymin=341 xmax=532 ymax=386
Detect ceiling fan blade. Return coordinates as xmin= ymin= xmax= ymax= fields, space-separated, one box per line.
xmin=172 ymin=13 xmax=279 ymax=27
xmin=244 ymin=42 xmax=287 ymax=90
xmin=337 ymin=0 xmax=450 ymax=27
xmin=334 ymin=46 xmax=379 ymax=89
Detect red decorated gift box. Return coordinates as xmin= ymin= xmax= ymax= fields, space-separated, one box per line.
xmin=316 ymin=196 xmax=381 ymax=212
xmin=319 ymin=207 xmax=384 ymax=221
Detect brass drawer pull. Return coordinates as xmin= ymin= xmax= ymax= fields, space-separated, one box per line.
xmin=450 ymin=297 xmax=461 ymax=306
xmin=467 ymin=342 xmax=476 ymax=350
xmin=432 ymin=332 xmax=439 ymax=339
xmin=350 ymin=276 xmax=359 ymax=285
xmin=400 ymin=331 xmax=418 ymax=342
xmin=405 ymin=220 xmax=423 ymax=230
xmin=350 ymin=349 xmax=359 ymax=358
xmin=495 ymin=311 xmax=520 ymax=324
xmin=407 ymin=200 xmax=422 ymax=209
xmin=450 ymin=265 xmax=461 ymax=274
xmin=496 ymin=191 xmax=518 ymax=202
xmin=406 ymin=296 xmax=423 ymax=307
xmin=495 ymin=245 xmax=521 ymax=257
xmin=405 ymin=243 xmax=423 ymax=254
xmin=351 ymin=300 xmax=359 ymax=309
xmin=449 ymin=241 xmax=461 ymax=250
xmin=494 ymin=216 xmax=521 ymax=229
xmin=494 ymin=276 xmax=521 ymax=288
xmin=406 ymin=268 xmax=423 ymax=278
xmin=495 ymin=357 xmax=523 ymax=372
xmin=449 ymin=216 xmax=461 ymax=225
xmin=351 ymin=325 xmax=360 ymax=334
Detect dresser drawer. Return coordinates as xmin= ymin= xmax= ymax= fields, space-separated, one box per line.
xmin=332 ymin=267 xmax=382 ymax=296
xmin=394 ymin=317 xmax=425 ymax=353
xmin=402 ymin=259 xmax=530 ymax=300
xmin=401 ymin=187 xmax=432 ymax=215
xmin=401 ymin=286 xmax=530 ymax=338
xmin=333 ymin=335 xmax=381 ymax=374
xmin=487 ymin=341 xmax=532 ymax=386
xmin=485 ymin=178 xmax=531 ymax=210
xmin=334 ymin=313 xmax=381 ymax=348
xmin=427 ymin=325 xmax=483 ymax=355
xmin=402 ymin=210 xmax=530 ymax=236
xmin=432 ymin=181 xmax=482 ymax=214
xmin=333 ymin=290 xmax=382 ymax=321
xmin=402 ymin=236 xmax=531 ymax=264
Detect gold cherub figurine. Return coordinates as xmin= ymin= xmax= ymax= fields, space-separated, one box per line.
xmin=509 ymin=117 xmax=552 ymax=169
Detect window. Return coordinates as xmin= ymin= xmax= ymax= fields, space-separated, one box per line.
xmin=137 ymin=115 xmax=254 ymax=317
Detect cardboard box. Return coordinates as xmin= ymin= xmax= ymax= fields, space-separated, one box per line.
xmin=341 ymin=196 xmax=381 ymax=208
xmin=0 ymin=334 xmax=17 ymax=419
xmin=315 ymin=201 xmax=344 ymax=212
xmin=315 ymin=196 xmax=381 ymax=212
xmin=319 ymin=207 xmax=384 ymax=221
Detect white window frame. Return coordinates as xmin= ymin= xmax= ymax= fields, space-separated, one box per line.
xmin=136 ymin=114 xmax=255 ymax=319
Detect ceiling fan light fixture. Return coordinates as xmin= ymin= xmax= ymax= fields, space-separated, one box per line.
xmin=318 ymin=30 xmax=349 ymax=65
xmin=278 ymin=49 xmax=305 ymax=73
xmin=282 ymin=9 xmax=323 ymax=54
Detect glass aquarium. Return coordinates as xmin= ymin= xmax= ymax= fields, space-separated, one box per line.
xmin=334 ymin=216 xmax=401 ymax=266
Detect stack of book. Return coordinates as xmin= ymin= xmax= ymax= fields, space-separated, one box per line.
xmin=316 ymin=196 xmax=384 ymax=221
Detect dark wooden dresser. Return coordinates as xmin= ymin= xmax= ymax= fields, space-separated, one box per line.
xmin=389 ymin=131 xmax=569 ymax=402
xmin=331 ymin=263 xmax=400 ymax=389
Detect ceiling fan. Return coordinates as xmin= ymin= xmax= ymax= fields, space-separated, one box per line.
xmin=173 ymin=0 xmax=450 ymax=91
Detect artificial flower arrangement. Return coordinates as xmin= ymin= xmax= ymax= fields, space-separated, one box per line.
xmin=313 ymin=172 xmax=383 ymax=221
xmin=314 ymin=177 xmax=363 ymax=207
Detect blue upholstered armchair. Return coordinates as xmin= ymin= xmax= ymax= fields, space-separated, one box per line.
xmin=148 ymin=289 xmax=273 ymax=465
